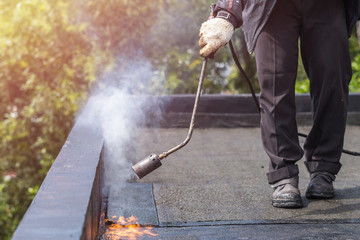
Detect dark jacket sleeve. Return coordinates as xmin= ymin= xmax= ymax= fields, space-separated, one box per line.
xmin=214 ymin=0 xmax=246 ymax=28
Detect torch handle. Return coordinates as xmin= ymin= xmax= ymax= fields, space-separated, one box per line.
xmin=158 ymin=58 xmax=208 ymax=160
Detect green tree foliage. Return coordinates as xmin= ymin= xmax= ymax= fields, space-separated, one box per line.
xmin=0 ymin=0 xmax=167 ymax=238
xmin=77 ymin=0 xmax=162 ymax=57
xmin=0 ymin=0 xmax=95 ymax=238
xmin=349 ymin=31 xmax=360 ymax=92
xmin=350 ymin=54 xmax=360 ymax=91
xmin=143 ymin=0 xmax=236 ymax=94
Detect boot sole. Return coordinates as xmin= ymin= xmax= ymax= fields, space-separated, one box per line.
xmin=272 ymin=199 xmax=303 ymax=208
xmin=305 ymin=191 xmax=334 ymax=199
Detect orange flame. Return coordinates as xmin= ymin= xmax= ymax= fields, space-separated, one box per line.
xmin=104 ymin=215 xmax=158 ymax=240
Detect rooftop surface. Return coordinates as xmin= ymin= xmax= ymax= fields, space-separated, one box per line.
xmin=104 ymin=125 xmax=360 ymax=239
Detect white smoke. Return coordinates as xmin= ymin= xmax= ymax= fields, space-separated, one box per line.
xmin=77 ymin=58 xmax=163 ymax=191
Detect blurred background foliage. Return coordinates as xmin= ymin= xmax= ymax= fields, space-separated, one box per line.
xmin=0 ymin=0 xmax=359 ymax=238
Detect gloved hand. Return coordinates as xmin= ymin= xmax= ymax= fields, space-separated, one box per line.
xmin=199 ymin=18 xmax=234 ymax=58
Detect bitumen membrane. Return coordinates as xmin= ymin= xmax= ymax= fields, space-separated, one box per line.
xmin=104 ymin=126 xmax=360 ymax=239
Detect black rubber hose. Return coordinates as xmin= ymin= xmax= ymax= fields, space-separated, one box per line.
xmin=229 ymin=40 xmax=260 ymax=112
xmin=228 ymin=39 xmax=360 ymax=157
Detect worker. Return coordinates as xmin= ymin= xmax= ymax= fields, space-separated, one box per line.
xmin=199 ymin=0 xmax=359 ymax=208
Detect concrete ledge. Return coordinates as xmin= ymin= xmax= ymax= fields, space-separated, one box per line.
xmin=12 ymin=122 xmax=104 ymax=240
xmin=143 ymin=93 xmax=360 ymax=127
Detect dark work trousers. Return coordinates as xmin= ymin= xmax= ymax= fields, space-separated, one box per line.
xmin=254 ymin=0 xmax=352 ymax=184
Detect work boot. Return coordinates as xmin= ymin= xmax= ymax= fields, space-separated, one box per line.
xmin=305 ymin=172 xmax=335 ymax=199
xmin=271 ymin=176 xmax=303 ymax=208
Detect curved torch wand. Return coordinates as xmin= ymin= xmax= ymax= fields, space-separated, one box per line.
xmin=132 ymin=58 xmax=208 ymax=179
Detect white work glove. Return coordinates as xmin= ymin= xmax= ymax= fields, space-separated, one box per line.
xmin=199 ymin=18 xmax=234 ymax=58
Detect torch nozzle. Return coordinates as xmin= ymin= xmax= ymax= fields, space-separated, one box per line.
xmin=132 ymin=154 xmax=162 ymax=179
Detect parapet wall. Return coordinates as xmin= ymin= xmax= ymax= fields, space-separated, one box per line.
xmin=12 ymin=122 xmax=104 ymax=240
xmin=144 ymin=93 xmax=360 ymax=128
